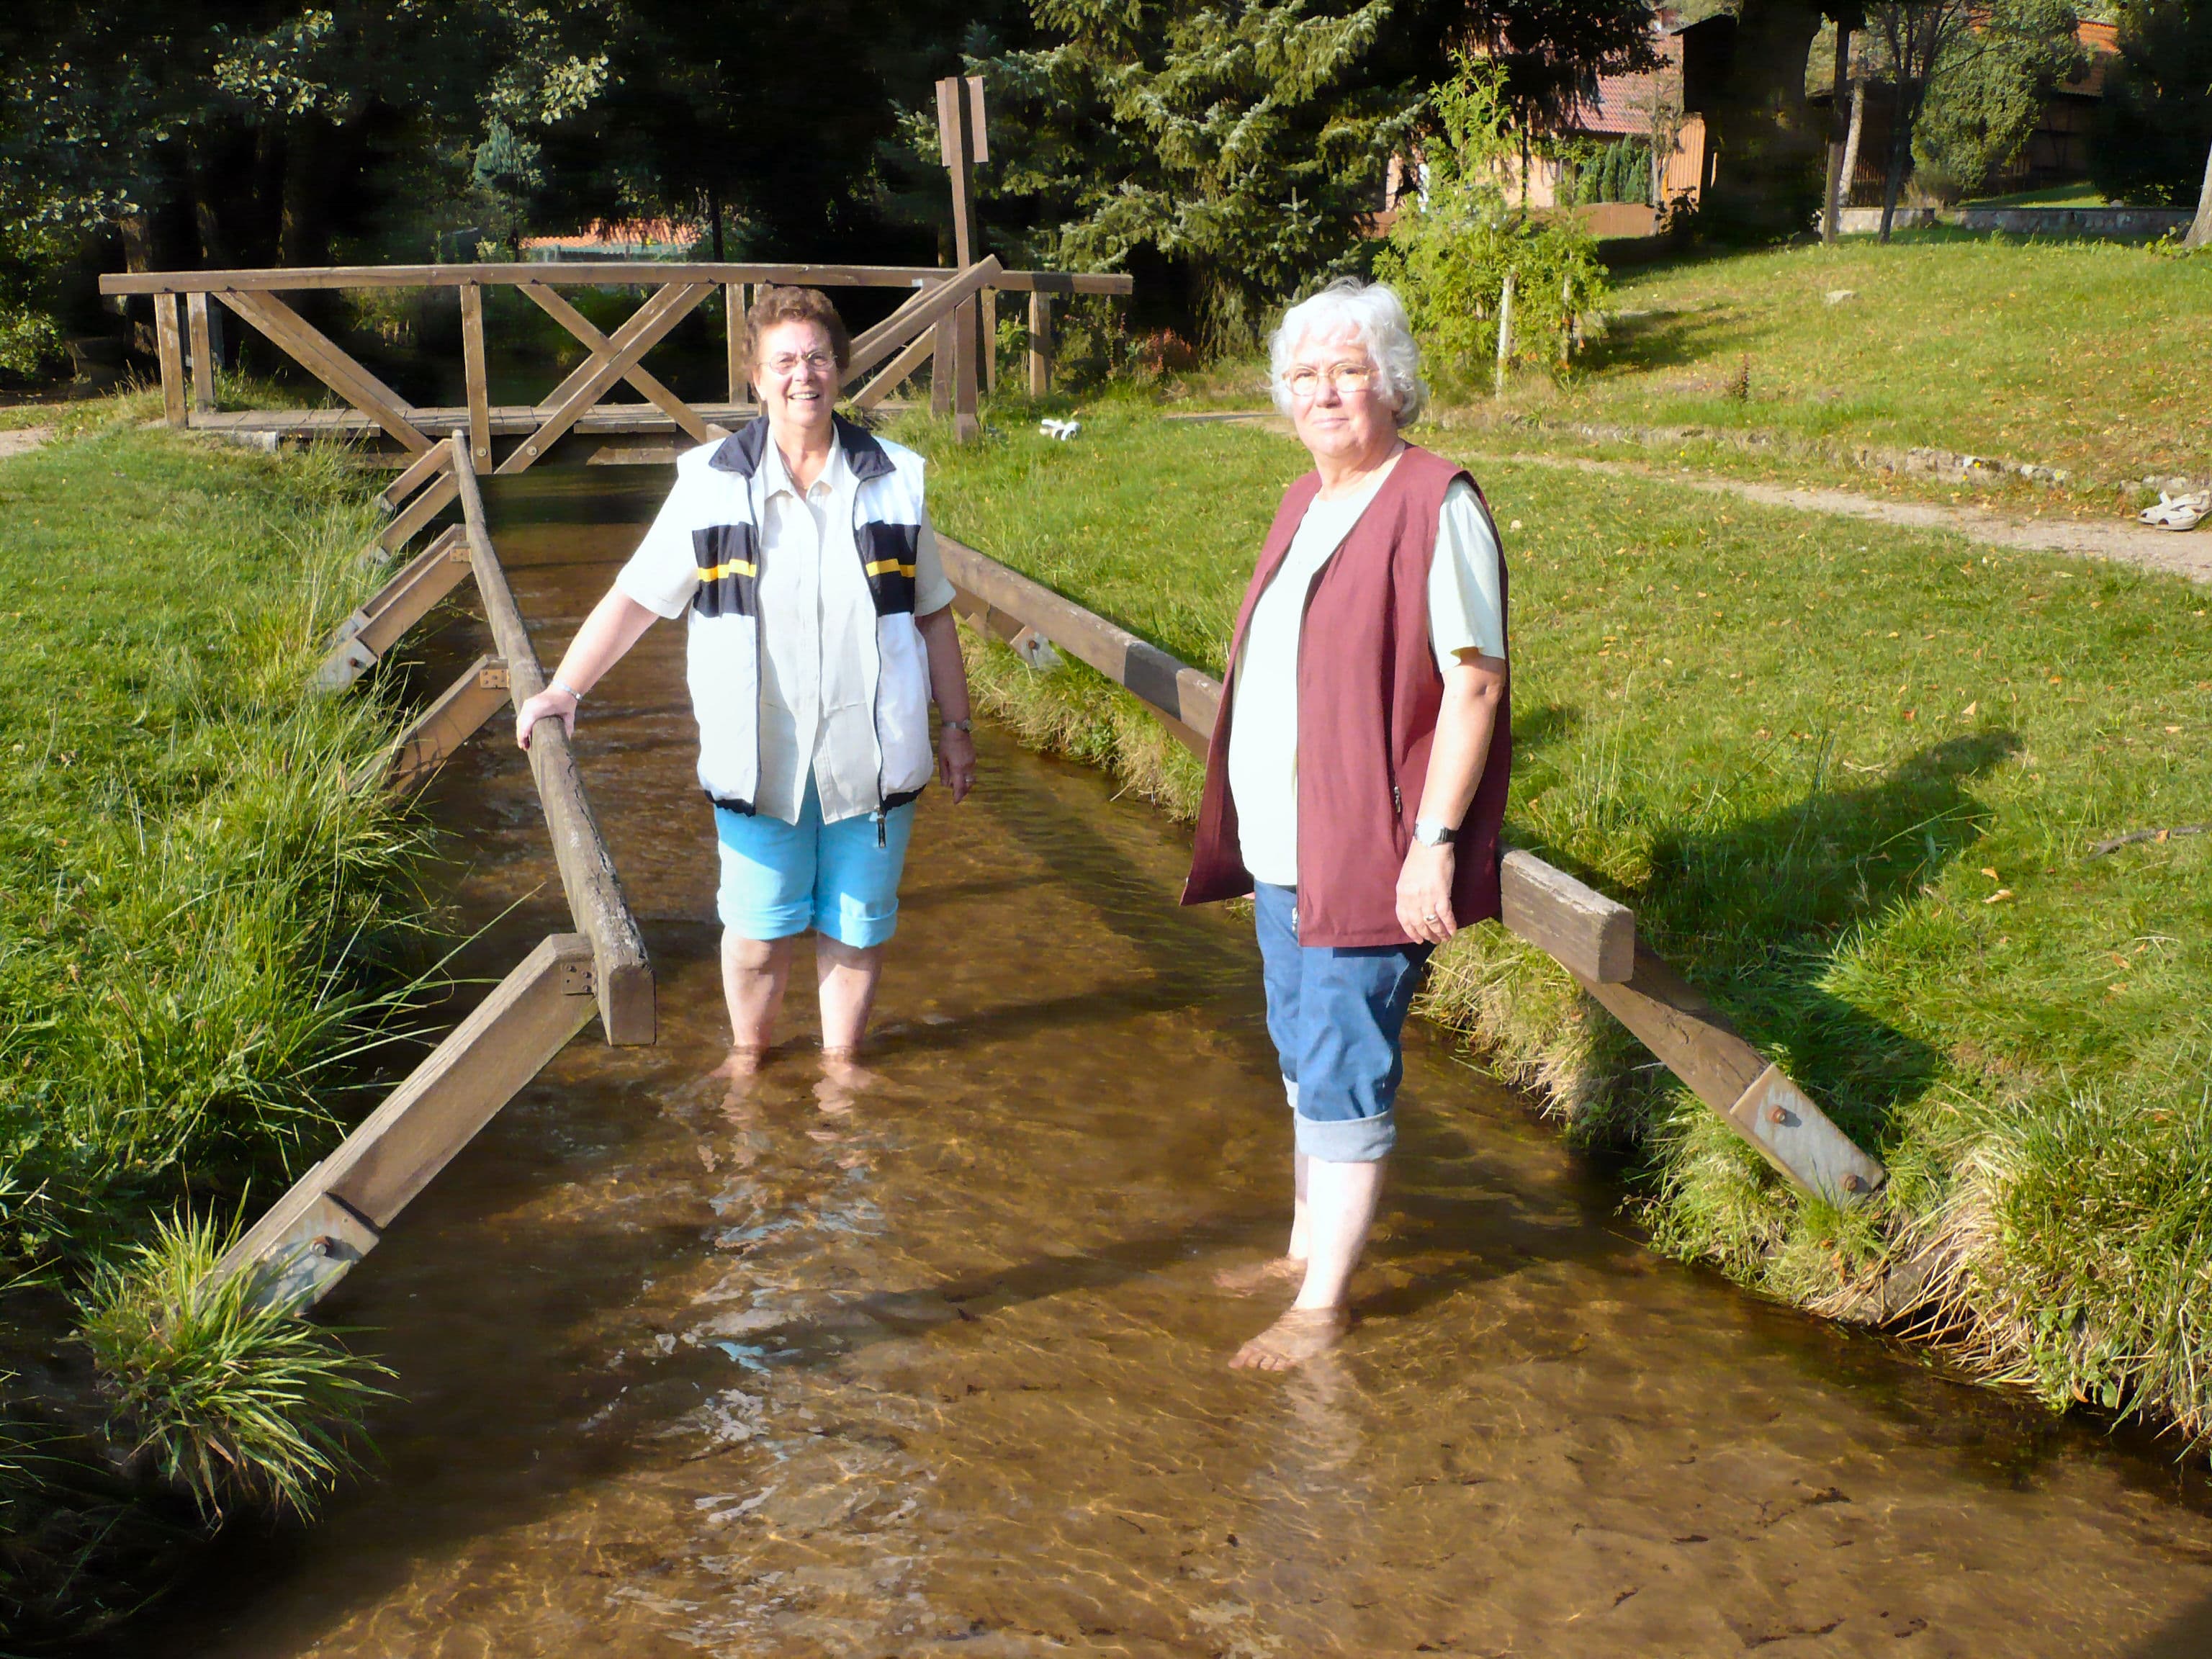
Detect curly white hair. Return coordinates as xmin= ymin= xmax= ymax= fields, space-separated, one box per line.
xmin=1268 ymin=279 xmax=1427 ymax=428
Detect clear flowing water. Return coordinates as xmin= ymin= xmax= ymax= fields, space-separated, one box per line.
xmin=129 ymin=469 xmax=2212 ymax=1658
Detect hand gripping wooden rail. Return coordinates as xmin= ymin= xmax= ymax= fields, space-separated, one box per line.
xmin=218 ymin=436 xmax=655 ymax=1313
xmin=935 ymin=533 xmax=1887 ymax=1208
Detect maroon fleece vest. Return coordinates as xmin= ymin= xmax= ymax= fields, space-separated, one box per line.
xmin=1181 ymin=444 xmax=1511 ymax=948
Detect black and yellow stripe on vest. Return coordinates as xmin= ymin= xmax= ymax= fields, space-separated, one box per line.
xmin=690 ymin=523 xmax=760 ymax=618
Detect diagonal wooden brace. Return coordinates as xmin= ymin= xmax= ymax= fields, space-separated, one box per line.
xmin=842 ymin=257 xmax=1002 ymax=386
xmin=386 ymin=655 xmax=510 ymax=792
xmin=375 ymin=471 xmax=459 ymax=555
xmin=315 ymin=526 xmax=471 ymax=691
xmin=497 ymin=282 xmax=714 ymax=475
xmin=378 ymin=442 xmax=455 ymax=514
xmin=518 ymin=283 xmax=712 ymax=444
xmin=213 ymin=288 xmax=433 ymax=455
xmin=853 ymin=325 xmax=941 ymax=410
xmin=1575 ymin=944 xmax=1888 ymax=1205
xmin=216 ymin=933 xmax=600 ymax=1313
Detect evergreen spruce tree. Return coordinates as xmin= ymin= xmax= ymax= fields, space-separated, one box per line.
xmin=971 ymin=0 xmax=1654 ymax=351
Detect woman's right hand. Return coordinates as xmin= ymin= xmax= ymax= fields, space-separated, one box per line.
xmin=516 ymin=684 xmax=579 ymax=750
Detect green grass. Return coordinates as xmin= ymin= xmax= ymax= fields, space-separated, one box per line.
xmin=1509 ymin=237 xmax=2212 ymax=486
xmin=1962 ymin=184 xmax=2116 ymax=210
xmin=0 ymin=409 xmax=428 ymax=1637
xmin=907 ymin=404 xmax=2212 ymax=1441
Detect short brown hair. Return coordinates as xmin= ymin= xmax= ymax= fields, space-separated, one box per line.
xmin=745 ymin=285 xmax=851 ymax=377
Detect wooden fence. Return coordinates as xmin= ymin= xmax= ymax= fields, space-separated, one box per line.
xmin=98 ymin=256 xmax=1131 ymax=464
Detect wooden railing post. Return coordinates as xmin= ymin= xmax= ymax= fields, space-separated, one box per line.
xmin=186 ymin=292 xmax=215 ymax=413
xmin=1028 ymin=291 xmax=1053 ymax=397
xmin=726 ymin=282 xmax=747 ymax=405
xmin=459 ymin=280 xmax=492 ymax=469
xmin=153 ymin=292 xmax=186 ymax=428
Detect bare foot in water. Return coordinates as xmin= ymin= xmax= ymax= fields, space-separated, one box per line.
xmin=1230 ymin=1307 xmax=1349 ymax=1371
xmin=1213 ymin=1255 xmax=1307 ymax=1296
xmin=712 ymin=1046 xmax=768 ymax=1084
xmin=817 ymin=1047 xmax=880 ymax=1092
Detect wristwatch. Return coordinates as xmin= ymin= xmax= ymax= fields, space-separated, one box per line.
xmin=1412 ymin=817 xmax=1458 ymax=847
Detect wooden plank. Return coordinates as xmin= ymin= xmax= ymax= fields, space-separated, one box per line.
xmin=377 ymin=441 xmax=454 ymax=513
xmin=186 ymin=291 xmax=215 ymax=413
xmin=101 ymin=262 xmax=1131 ymax=295
xmin=1028 ymin=291 xmax=1052 ymax=398
xmin=376 ymin=469 xmax=459 ymax=553
xmin=931 ymin=319 xmax=953 ymax=419
xmin=1500 ymin=850 xmax=1634 ymax=983
xmin=727 ymin=282 xmax=747 ymax=404
xmin=981 ymin=288 xmax=998 ymax=394
xmin=460 ymin=281 xmax=493 ymax=468
xmin=496 ymin=282 xmax=712 ymax=475
xmin=843 ymin=257 xmax=1002 ymax=387
xmin=215 ymin=932 xmax=599 ymax=1312
xmin=1726 ymin=1064 xmax=1888 ymax=1205
xmin=517 ymin=282 xmax=711 ymax=444
xmin=214 ymin=288 xmax=434 ymax=455
xmin=451 ymin=436 xmax=655 ymax=1044
xmin=154 ymin=293 xmax=186 ymax=428
xmin=1575 ymin=954 xmax=1887 ymax=1206
xmin=850 ymin=325 xmax=940 ymax=410
xmin=315 ymin=526 xmax=469 ymax=689
xmin=387 ymin=655 xmax=510 ymax=792
xmin=939 ymin=532 xmax=1219 ymax=736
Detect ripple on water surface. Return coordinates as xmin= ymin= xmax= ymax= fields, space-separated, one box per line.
xmin=129 ymin=470 xmax=2212 ymax=1659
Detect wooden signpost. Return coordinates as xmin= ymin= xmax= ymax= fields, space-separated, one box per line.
xmin=935 ymin=73 xmax=989 ymax=440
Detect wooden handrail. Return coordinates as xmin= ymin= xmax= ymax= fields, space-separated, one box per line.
xmin=99 ymin=261 xmax=1133 ymax=296
xmin=449 ymin=433 xmax=655 ymax=1046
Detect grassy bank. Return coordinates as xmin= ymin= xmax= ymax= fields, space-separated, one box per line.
xmin=0 ymin=414 xmax=421 ymax=1642
xmin=909 ymin=405 xmax=2212 ymax=1443
xmin=1170 ymin=235 xmax=2212 ymax=506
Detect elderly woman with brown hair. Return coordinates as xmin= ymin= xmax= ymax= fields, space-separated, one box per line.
xmin=1184 ymin=278 xmax=1511 ymax=1370
xmin=515 ymin=285 xmax=978 ymax=1079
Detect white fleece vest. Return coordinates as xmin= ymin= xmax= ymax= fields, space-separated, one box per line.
xmin=681 ymin=415 xmax=934 ymax=819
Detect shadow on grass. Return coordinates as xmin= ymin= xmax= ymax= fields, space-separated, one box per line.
xmin=1629 ymin=730 xmax=2021 ymax=1151
xmin=1584 ymin=302 xmax=1760 ymax=378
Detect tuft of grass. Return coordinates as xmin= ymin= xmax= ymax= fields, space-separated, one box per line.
xmin=908 ymin=407 xmax=2212 ymax=1443
xmin=77 ymin=1214 xmax=390 ymax=1519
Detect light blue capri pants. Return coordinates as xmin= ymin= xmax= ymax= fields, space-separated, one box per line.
xmin=713 ymin=776 xmax=917 ymax=948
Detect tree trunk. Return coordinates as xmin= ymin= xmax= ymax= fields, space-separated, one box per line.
xmin=1879 ymin=81 xmax=1915 ymax=243
xmin=1840 ymin=81 xmax=1866 ymax=212
xmin=2187 ymin=138 xmax=2212 ymax=251
xmin=1822 ymin=26 xmax=1853 ymax=243
xmin=709 ymin=181 xmax=724 ymax=262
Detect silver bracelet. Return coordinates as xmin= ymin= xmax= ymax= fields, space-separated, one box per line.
xmin=941 ymin=717 xmax=973 ymax=732
xmin=551 ymin=676 xmax=584 ymax=703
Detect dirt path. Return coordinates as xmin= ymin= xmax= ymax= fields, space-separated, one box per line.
xmin=1483 ymin=451 xmax=2212 ymax=585
xmin=0 ymin=426 xmax=55 ymax=459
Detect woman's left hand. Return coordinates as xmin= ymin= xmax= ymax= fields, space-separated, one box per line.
xmin=939 ymin=726 xmax=978 ymax=804
xmin=1395 ymin=844 xmax=1458 ymax=945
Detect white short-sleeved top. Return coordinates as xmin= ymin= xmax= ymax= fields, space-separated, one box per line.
xmin=616 ymin=433 xmax=956 ymax=824
xmin=1228 ymin=472 xmax=1504 ymax=888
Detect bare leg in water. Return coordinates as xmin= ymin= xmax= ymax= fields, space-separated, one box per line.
xmin=716 ymin=931 xmax=795 ymax=1082
xmin=1231 ymin=1156 xmax=1382 ymax=1370
xmin=1214 ymin=1149 xmax=1312 ymax=1294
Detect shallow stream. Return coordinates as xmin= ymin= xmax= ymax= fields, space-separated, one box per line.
xmin=130 ymin=468 xmax=2212 ymax=1657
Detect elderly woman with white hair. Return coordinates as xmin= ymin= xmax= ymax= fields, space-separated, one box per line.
xmin=1183 ymin=277 xmax=1510 ymax=1370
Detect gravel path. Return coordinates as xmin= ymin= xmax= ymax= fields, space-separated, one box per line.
xmin=1483 ymin=451 xmax=2212 ymax=585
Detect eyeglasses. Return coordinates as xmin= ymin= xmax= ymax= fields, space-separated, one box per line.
xmin=763 ymin=350 xmax=837 ymax=377
xmin=1282 ymin=362 xmax=1377 ymax=398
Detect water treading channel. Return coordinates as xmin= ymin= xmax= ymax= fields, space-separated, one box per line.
xmin=138 ymin=469 xmax=2212 ymax=1658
